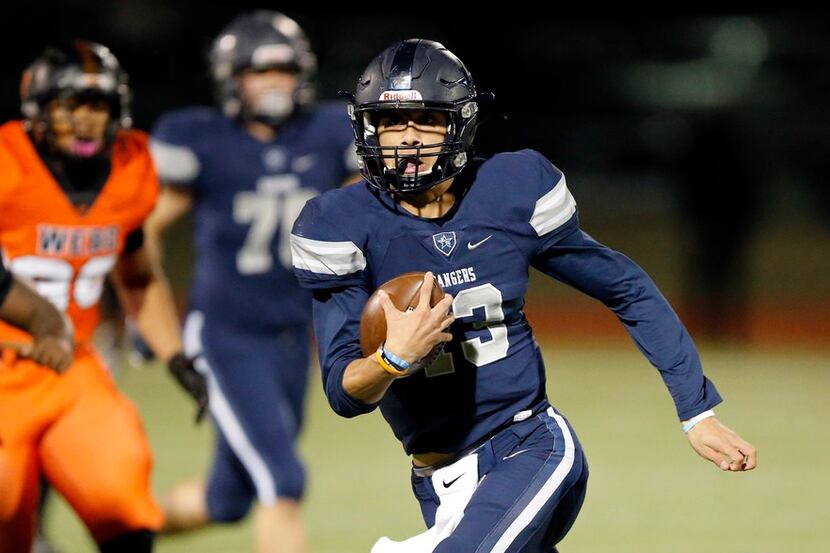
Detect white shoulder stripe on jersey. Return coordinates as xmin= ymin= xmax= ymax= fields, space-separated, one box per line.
xmin=290 ymin=234 xmax=366 ymax=276
xmin=491 ymin=407 xmax=576 ymax=552
xmin=149 ymin=139 xmax=201 ymax=184
xmin=529 ymin=175 xmax=577 ymax=237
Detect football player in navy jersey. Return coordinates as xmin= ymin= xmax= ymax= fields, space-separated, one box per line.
xmin=145 ymin=11 xmax=358 ymax=552
xmin=291 ymin=39 xmax=756 ymax=552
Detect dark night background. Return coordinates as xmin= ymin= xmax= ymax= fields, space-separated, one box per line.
xmin=2 ymin=4 xmax=828 ymax=343
xmin=4 ymin=8 xmax=826 ymax=552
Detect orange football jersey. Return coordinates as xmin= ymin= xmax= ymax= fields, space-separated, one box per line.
xmin=0 ymin=121 xmax=158 ymax=344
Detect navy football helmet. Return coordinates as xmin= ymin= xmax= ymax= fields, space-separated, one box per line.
xmin=21 ymin=40 xmax=131 ymax=154
xmin=209 ymin=11 xmax=316 ymax=126
xmin=349 ymin=39 xmax=486 ymax=194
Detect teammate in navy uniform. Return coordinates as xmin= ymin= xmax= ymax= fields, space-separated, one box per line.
xmin=291 ymin=39 xmax=757 ymax=552
xmin=145 ymin=11 xmax=358 ymax=552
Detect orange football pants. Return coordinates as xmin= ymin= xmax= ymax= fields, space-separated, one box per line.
xmin=0 ymin=346 xmax=162 ymax=551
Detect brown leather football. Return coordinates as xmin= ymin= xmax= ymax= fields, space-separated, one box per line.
xmin=359 ymin=272 xmax=446 ymax=369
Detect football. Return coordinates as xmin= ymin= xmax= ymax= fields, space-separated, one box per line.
xmin=359 ymin=272 xmax=446 ymax=370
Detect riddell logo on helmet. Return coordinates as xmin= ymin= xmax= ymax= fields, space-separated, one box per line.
xmin=379 ymin=90 xmax=423 ymax=102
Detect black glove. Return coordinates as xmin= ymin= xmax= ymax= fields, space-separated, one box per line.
xmin=167 ymin=352 xmax=208 ymax=423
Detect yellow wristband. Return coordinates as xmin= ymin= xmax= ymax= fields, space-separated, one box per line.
xmin=375 ymin=349 xmax=407 ymax=377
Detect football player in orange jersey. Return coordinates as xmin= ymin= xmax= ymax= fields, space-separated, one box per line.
xmin=0 ymin=41 xmax=206 ymax=553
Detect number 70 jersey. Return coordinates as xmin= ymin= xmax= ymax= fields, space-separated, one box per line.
xmin=291 ymin=149 xmax=580 ymax=454
xmin=0 ymin=121 xmax=158 ymax=344
xmin=150 ymin=104 xmax=356 ymax=331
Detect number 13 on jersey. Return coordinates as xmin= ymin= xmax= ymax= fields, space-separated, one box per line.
xmin=426 ymin=283 xmax=510 ymax=378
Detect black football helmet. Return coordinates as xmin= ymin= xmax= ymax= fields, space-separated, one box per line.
xmin=349 ymin=39 xmax=486 ymax=194
xmin=20 ymin=40 xmax=131 ymax=155
xmin=209 ymin=11 xmax=316 ymax=126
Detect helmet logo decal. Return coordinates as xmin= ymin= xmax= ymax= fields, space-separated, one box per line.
xmin=432 ymin=232 xmax=457 ymax=257
xmin=389 ymin=40 xmax=418 ymax=90
xmin=390 ymin=74 xmax=411 ymax=90
xmin=379 ymin=90 xmax=422 ymax=102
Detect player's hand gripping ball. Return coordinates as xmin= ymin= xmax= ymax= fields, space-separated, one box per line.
xmin=360 ymin=272 xmax=447 ymax=373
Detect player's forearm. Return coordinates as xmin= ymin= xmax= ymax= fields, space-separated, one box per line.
xmin=593 ymin=260 xmax=722 ymax=419
xmin=135 ymin=275 xmax=183 ymax=362
xmin=311 ymin=286 xmax=385 ymax=416
xmin=142 ymin=216 xmax=173 ymax=267
xmin=142 ymin=224 xmax=165 ymax=266
xmin=28 ymin=295 xmax=72 ymax=342
xmin=143 ymin=184 xmax=192 ymax=263
xmin=624 ymin=311 xmax=722 ymax=419
xmin=1 ymin=278 xmax=72 ymax=342
xmin=342 ymin=356 xmax=395 ymax=404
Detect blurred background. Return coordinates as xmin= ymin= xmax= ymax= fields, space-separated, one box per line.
xmin=2 ymin=3 xmax=827 ymax=552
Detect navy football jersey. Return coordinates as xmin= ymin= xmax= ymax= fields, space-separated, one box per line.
xmin=151 ymin=103 xmax=357 ymax=331
xmin=291 ymin=149 xmax=721 ymax=455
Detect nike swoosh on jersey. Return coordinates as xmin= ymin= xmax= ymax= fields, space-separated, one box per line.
xmin=467 ymin=235 xmax=493 ymax=250
xmin=442 ymin=474 xmax=463 ymax=488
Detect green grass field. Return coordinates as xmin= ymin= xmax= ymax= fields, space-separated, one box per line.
xmin=42 ymin=343 xmax=829 ymax=553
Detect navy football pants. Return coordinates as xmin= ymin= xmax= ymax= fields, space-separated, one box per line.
xmin=183 ymin=312 xmax=309 ymax=522
xmin=411 ymin=407 xmax=588 ymax=552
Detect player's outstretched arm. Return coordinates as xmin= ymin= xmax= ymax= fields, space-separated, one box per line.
xmin=535 ymin=229 xmax=758 ymax=470
xmin=0 ymin=271 xmax=73 ymax=372
xmin=534 ymin=228 xmax=722 ymax=420
xmin=684 ymin=414 xmax=757 ymax=472
xmin=112 ymin=243 xmax=208 ymax=420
